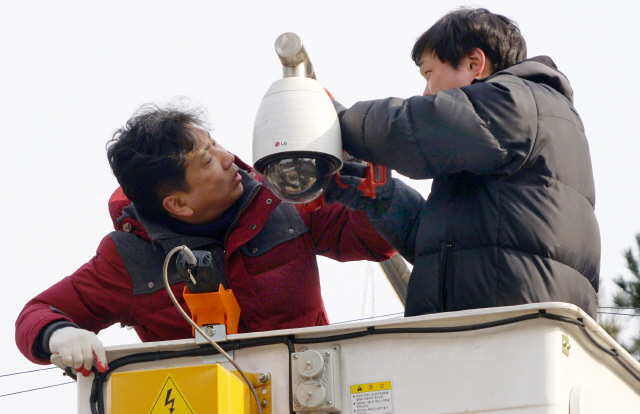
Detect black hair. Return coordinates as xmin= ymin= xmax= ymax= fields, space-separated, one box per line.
xmin=106 ymin=104 xmax=207 ymax=218
xmin=411 ymin=8 xmax=527 ymax=74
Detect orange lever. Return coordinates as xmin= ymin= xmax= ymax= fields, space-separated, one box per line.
xmin=182 ymin=284 xmax=241 ymax=335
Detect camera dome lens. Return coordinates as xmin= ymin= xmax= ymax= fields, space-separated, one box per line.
xmin=264 ymin=157 xmax=333 ymax=204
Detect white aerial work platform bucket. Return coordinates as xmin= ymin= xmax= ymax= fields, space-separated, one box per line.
xmin=76 ymin=302 xmax=640 ymax=414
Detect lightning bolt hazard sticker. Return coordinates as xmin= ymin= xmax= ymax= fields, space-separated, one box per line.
xmin=149 ymin=375 xmax=195 ymax=414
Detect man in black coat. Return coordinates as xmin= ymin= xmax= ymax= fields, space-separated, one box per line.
xmin=331 ymin=8 xmax=600 ymax=318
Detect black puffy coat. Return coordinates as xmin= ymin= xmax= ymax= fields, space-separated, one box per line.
xmin=340 ymin=56 xmax=600 ymax=318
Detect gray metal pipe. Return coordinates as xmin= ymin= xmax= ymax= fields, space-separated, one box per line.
xmin=274 ymin=32 xmax=316 ymax=80
xmin=379 ymin=253 xmax=411 ymax=306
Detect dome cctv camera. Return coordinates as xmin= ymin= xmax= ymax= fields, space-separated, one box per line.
xmin=252 ymin=33 xmax=343 ymax=204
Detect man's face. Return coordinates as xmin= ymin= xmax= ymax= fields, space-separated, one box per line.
xmin=419 ymin=52 xmax=476 ymax=96
xmin=179 ymin=126 xmax=244 ymax=224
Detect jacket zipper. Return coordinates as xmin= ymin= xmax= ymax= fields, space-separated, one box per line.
xmin=223 ymin=184 xmax=261 ymax=333
xmin=224 ymin=185 xmax=261 ymax=246
xmin=440 ymin=243 xmax=453 ymax=311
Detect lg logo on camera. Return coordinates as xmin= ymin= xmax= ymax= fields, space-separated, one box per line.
xmin=274 ymin=141 xmax=287 ymax=147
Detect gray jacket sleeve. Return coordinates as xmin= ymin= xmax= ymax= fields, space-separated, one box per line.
xmin=340 ymin=75 xmax=538 ymax=179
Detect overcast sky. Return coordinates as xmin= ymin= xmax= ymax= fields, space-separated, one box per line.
xmin=2 ymin=0 xmax=639 ymax=411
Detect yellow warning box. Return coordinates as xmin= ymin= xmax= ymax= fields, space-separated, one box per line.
xmin=350 ymin=381 xmax=393 ymax=414
xmin=107 ymin=364 xmax=250 ymax=414
xmin=350 ymin=381 xmax=392 ymax=394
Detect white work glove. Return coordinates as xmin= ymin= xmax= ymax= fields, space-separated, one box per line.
xmin=48 ymin=327 xmax=108 ymax=376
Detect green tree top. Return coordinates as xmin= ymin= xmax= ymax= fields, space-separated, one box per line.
xmin=612 ymin=233 xmax=640 ymax=359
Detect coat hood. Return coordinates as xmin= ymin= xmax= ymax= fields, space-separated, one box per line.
xmin=489 ymin=56 xmax=574 ymax=103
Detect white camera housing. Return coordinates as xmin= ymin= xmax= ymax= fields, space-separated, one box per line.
xmin=252 ymin=76 xmax=343 ymax=204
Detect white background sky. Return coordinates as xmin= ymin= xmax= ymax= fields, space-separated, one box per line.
xmin=1 ymin=0 xmax=639 ymax=411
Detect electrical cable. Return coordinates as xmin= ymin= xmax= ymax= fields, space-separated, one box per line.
xmin=284 ymin=337 xmax=296 ymax=414
xmin=162 ymin=245 xmax=263 ymax=414
xmin=291 ymin=311 xmax=554 ymax=345
xmin=332 ymin=312 xmax=404 ymax=325
xmin=597 ymin=311 xmax=640 ymax=317
xmin=577 ymin=318 xmax=640 ymax=382
xmin=0 ymin=367 xmax=57 ymax=378
xmin=0 ymin=381 xmax=74 ymax=398
xmin=597 ymin=306 xmax=640 ymax=316
xmin=0 ymin=367 xmax=75 ymax=399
